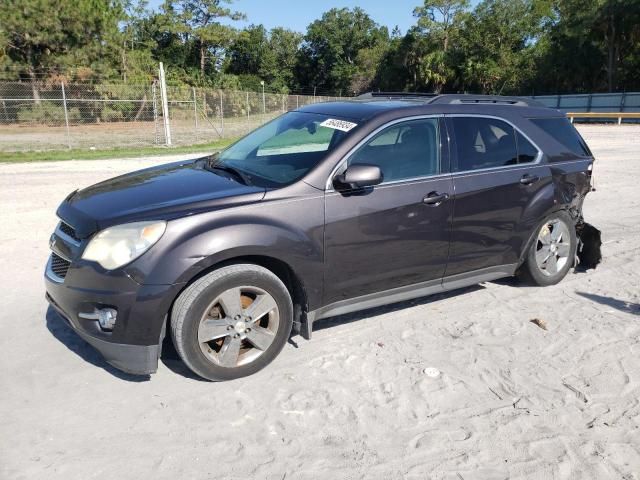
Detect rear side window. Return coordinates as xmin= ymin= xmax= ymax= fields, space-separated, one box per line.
xmin=451 ymin=117 xmax=518 ymax=171
xmin=531 ymin=117 xmax=592 ymax=157
xmin=516 ymin=131 xmax=539 ymax=164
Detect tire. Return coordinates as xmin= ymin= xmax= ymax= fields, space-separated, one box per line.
xmin=519 ymin=210 xmax=577 ymax=286
xmin=170 ymin=264 xmax=293 ymax=381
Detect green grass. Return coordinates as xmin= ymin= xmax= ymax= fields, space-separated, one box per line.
xmin=0 ymin=138 xmax=237 ymax=163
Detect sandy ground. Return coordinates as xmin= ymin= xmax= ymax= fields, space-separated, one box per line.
xmin=0 ymin=125 xmax=639 ymax=480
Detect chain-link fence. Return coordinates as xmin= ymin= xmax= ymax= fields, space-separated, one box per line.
xmin=5 ymin=82 xmax=638 ymax=153
xmin=0 ymin=80 xmax=344 ymax=152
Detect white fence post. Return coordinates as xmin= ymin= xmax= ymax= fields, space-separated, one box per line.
xmin=203 ymin=91 xmax=207 ymax=120
xmin=152 ymin=81 xmax=160 ymax=145
xmin=219 ymin=91 xmax=224 ymax=136
xmin=192 ymin=87 xmax=198 ymax=142
xmin=60 ymin=82 xmax=71 ymax=149
xmin=158 ymin=62 xmax=172 ymax=146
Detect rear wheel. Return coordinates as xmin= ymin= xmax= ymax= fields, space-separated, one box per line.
xmin=170 ymin=264 xmax=293 ymax=381
xmin=519 ymin=211 xmax=577 ymax=286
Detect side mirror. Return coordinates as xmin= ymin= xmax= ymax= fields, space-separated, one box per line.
xmin=333 ymin=164 xmax=383 ymax=190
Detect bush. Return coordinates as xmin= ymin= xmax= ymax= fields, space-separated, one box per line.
xmin=100 ymin=105 xmax=125 ymax=122
xmin=17 ymin=102 xmax=81 ymax=125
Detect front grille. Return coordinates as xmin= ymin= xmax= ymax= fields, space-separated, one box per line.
xmin=58 ymin=222 xmax=80 ymax=242
xmin=50 ymin=253 xmax=71 ymax=278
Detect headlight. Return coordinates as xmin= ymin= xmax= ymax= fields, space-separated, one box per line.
xmin=82 ymin=221 xmax=166 ymax=270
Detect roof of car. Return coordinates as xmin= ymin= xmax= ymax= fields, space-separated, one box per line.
xmin=297 ymin=93 xmax=563 ymax=122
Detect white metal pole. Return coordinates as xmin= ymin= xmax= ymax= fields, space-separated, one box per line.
xmin=261 ymin=81 xmax=266 ymax=115
xmin=220 ymin=91 xmax=224 ymax=135
xmin=61 ymin=82 xmax=71 ymax=149
xmin=203 ymin=91 xmax=207 ymax=120
xmin=152 ymin=81 xmax=160 ymax=145
xmin=192 ymin=87 xmax=198 ymax=142
xmin=158 ymin=62 xmax=172 ymax=146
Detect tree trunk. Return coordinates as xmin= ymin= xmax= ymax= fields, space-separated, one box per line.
xmin=134 ymin=94 xmax=147 ymax=121
xmin=122 ymin=40 xmax=127 ymax=83
xmin=200 ymin=43 xmax=206 ymax=78
xmin=27 ymin=46 xmax=41 ymax=105
xmin=606 ymin=13 xmax=616 ymax=92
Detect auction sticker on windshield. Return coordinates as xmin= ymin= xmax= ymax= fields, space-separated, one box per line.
xmin=320 ymin=118 xmax=358 ymax=132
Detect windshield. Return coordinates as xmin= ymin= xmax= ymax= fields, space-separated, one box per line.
xmin=208 ymin=112 xmax=356 ymax=187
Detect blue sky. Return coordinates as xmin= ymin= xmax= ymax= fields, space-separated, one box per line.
xmin=147 ymin=0 xmax=424 ymax=34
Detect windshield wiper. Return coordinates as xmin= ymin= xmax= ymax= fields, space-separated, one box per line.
xmin=206 ymin=158 xmax=252 ymax=186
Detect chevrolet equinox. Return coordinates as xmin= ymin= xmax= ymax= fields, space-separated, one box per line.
xmin=45 ymin=93 xmax=595 ymax=381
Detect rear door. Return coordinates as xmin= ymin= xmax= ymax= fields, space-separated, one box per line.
xmin=323 ymin=117 xmax=454 ymax=305
xmin=445 ymin=115 xmax=551 ymax=276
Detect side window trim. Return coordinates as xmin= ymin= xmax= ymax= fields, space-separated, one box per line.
xmin=325 ymin=114 xmax=446 ymax=191
xmin=445 ymin=114 xmax=543 ymax=175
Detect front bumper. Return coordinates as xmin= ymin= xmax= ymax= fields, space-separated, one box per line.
xmin=44 ymin=255 xmax=182 ymax=376
xmin=47 ymin=295 xmax=160 ymax=375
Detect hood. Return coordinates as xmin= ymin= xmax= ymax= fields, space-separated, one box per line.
xmin=57 ymin=158 xmax=266 ymax=237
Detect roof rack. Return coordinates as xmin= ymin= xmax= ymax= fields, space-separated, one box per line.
xmin=357 ymin=92 xmax=544 ymax=108
xmin=428 ymin=94 xmax=544 ymax=107
xmin=358 ymin=92 xmax=438 ymax=100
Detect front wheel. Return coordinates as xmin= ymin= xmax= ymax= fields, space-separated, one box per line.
xmin=170 ymin=264 xmax=293 ymax=381
xmin=519 ymin=211 xmax=577 ymax=286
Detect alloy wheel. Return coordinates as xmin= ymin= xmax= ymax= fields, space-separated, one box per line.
xmin=535 ymin=219 xmax=571 ymax=276
xmin=197 ymin=286 xmax=280 ymax=368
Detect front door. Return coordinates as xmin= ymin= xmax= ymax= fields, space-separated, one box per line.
xmin=323 ymin=117 xmax=454 ymax=305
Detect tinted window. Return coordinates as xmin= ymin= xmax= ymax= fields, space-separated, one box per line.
xmin=452 ymin=117 xmax=518 ymax=171
xmin=213 ymin=112 xmax=351 ymax=187
xmin=348 ymin=118 xmax=440 ymax=182
xmin=516 ymin=131 xmax=538 ymax=164
xmin=531 ymin=117 xmax=592 ymax=157
xmin=257 ymin=119 xmax=333 ymax=156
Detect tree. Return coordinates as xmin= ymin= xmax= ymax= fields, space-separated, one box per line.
xmin=411 ymin=0 xmax=469 ymax=92
xmin=531 ymin=0 xmax=640 ymax=93
xmin=1 ymin=0 xmax=640 ymax=96
xmin=119 ymin=0 xmax=158 ymax=83
xmin=414 ymin=0 xmax=469 ymax=52
xmin=299 ymin=7 xmax=389 ymax=95
xmin=264 ymin=27 xmax=302 ymax=91
xmin=0 ymin=0 xmax=124 ymax=98
xmin=173 ymin=0 xmax=245 ymax=79
xmin=225 ymin=25 xmax=301 ymax=92
xmin=451 ymin=0 xmax=551 ymax=94
xmin=226 ymin=24 xmax=268 ymax=77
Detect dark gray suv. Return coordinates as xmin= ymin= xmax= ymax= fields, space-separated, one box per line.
xmin=45 ymin=93 xmax=595 ymax=381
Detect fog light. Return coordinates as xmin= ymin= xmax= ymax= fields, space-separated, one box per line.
xmin=79 ymin=308 xmax=118 ymax=331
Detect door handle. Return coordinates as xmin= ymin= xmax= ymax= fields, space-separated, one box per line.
xmin=520 ymin=174 xmax=540 ymax=185
xmin=423 ymin=192 xmax=449 ymax=206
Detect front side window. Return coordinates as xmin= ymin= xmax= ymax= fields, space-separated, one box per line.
xmin=210 ymin=112 xmax=354 ymax=187
xmin=347 ymin=118 xmax=440 ymax=182
xmin=452 ymin=117 xmax=518 ymax=171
